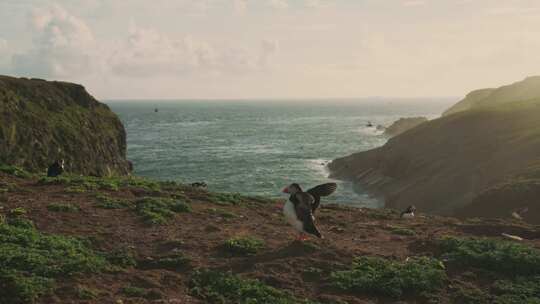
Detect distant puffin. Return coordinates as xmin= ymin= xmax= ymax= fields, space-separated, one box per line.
xmin=400 ymin=205 xmax=416 ymax=219
xmin=281 ymin=182 xmax=337 ymax=240
xmin=47 ymin=159 xmax=65 ymax=177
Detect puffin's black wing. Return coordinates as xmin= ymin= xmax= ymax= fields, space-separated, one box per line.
xmin=306 ymin=183 xmax=337 ymax=212
xmin=291 ymin=193 xmax=322 ymax=238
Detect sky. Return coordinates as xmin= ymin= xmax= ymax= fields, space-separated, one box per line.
xmin=0 ymin=0 xmax=539 ymax=99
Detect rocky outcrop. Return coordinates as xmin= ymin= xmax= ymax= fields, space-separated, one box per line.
xmin=383 ymin=117 xmax=428 ymax=137
xmin=329 ymin=76 xmax=540 ymax=218
xmin=0 ymin=75 xmax=131 ymax=176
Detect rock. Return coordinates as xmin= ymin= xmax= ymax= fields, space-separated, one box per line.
xmin=0 ymin=75 xmax=130 ymax=176
xmin=384 ymin=117 xmax=428 ymax=137
xmin=329 ymin=76 xmax=540 ymax=220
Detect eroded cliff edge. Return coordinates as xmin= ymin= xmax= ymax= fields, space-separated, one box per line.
xmin=0 ymin=75 xmax=131 ymax=176
xmin=329 ymin=76 xmax=540 ymax=222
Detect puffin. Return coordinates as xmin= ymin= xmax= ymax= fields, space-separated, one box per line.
xmin=47 ymin=159 xmax=65 ymax=177
xmin=400 ymin=205 xmax=416 ymax=219
xmin=281 ymin=182 xmax=337 ymax=240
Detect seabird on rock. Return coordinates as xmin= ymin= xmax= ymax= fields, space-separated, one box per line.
xmin=400 ymin=205 xmax=416 ymax=219
xmin=47 ymin=159 xmax=64 ymax=177
xmin=281 ymin=182 xmax=337 ymax=240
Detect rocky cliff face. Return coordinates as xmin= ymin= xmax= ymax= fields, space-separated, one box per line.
xmin=0 ymin=75 xmax=131 ymax=176
xmin=329 ymin=76 xmax=540 ymax=220
xmin=383 ymin=116 xmax=428 ymax=137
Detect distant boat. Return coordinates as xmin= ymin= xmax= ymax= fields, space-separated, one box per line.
xmin=154 ymin=108 xmax=159 ymax=113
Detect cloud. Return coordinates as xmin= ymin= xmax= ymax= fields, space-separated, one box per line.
xmin=108 ymin=24 xmax=279 ymax=78
xmin=232 ymin=0 xmax=248 ymax=14
xmin=267 ymin=0 xmax=288 ymax=10
xmin=402 ymin=0 xmax=425 ymax=7
xmin=11 ymin=4 xmax=97 ymax=78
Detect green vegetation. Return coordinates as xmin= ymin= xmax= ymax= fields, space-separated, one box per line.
xmin=94 ymin=193 xmax=132 ymax=209
xmin=209 ymin=192 xmax=246 ymax=205
xmin=491 ymin=277 xmax=540 ymax=304
xmin=47 ymin=203 xmax=80 ymax=212
xmin=0 ymin=164 xmax=32 ymax=178
xmin=9 ymin=207 xmax=27 ymax=216
xmin=330 ymin=256 xmax=446 ymax=298
xmin=438 ymin=237 xmax=540 ymax=276
xmin=208 ymin=208 xmax=238 ymax=218
xmin=76 ymin=286 xmax=99 ymax=300
xmin=38 ymin=175 xmax=162 ymax=193
xmin=190 ymin=270 xmax=318 ymax=304
xmin=222 ymin=236 xmax=265 ymax=256
xmin=121 ymin=285 xmax=147 ymax=298
xmin=139 ymin=253 xmax=191 ymax=270
xmin=389 ymin=226 xmax=416 ymax=236
xmin=135 ymin=197 xmax=191 ymax=225
xmin=105 ymin=248 xmax=137 ymax=268
xmin=0 ymin=222 xmax=107 ymax=303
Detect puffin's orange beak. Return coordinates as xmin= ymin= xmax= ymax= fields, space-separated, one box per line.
xmin=282 ymin=187 xmax=289 ymax=194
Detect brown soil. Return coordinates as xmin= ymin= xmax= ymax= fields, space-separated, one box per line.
xmin=2 ymin=172 xmax=540 ymax=304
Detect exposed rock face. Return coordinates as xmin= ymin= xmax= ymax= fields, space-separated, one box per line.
xmin=329 ymin=76 xmax=540 ymax=218
xmin=0 ymin=75 xmax=131 ymax=176
xmin=443 ymin=76 xmax=540 ymax=116
xmin=383 ymin=117 xmax=428 ymax=137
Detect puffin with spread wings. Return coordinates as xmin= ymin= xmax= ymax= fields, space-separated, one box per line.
xmin=281 ymin=182 xmax=337 ymax=241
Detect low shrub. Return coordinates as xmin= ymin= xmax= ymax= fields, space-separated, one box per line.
xmin=190 ymin=270 xmax=319 ymax=304
xmin=222 ymin=236 xmax=264 ymax=256
xmin=47 ymin=203 xmax=80 ymax=212
xmin=438 ymin=237 xmax=540 ymax=276
xmin=135 ymin=197 xmax=191 ymax=225
xmin=330 ymin=256 xmax=447 ymax=298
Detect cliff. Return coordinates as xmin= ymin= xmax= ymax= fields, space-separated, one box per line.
xmin=329 ymin=77 xmax=540 ymax=219
xmin=383 ymin=117 xmax=428 ymax=137
xmin=443 ymin=76 xmax=540 ymax=116
xmin=0 ymin=76 xmax=130 ymax=176
xmin=1 ymin=168 xmax=540 ymax=303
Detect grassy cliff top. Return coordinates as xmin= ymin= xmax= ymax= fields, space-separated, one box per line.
xmin=1 ymin=166 xmax=540 ymax=303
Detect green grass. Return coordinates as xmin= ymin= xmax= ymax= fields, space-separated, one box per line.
xmin=139 ymin=252 xmax=191 ymax=270
xmin=47 ymin=203 xmax=80 ymax=212
xmin=438 ymin=237 xmax=540 ymax=276
xmin=208 ymin=208 xmax=238 ymax=218
xmin=0 ymin=222 xmax=107 ymax=303
xmin=135 ymin=197 xmax=191 ymax=225
xmin=121 ymin=286 xmax=147 ymax=298
xmin=491 ymin=276 xmax=540 ymax=304
xmin=0 ymin=164 xmax=32 ymax=178
xmin=9 ymin=207 xmax=27 ymax=216
xmin=330 ymin=256 xmax=447 ymax=298
xmin=105 ymin=248 xmax=137 ymax=268
xmin=76 ymin=286 xmax=99 ymax=300
xmin=208 ymin=192 xmax=246 ymax=205
xmin=190 ymin=270 xmax=319 ymax=304
xmin=38 ymin=174 xmax=162 ymax=192
xmin=389 ymin=226 xmax=416 ymax=236
xmin=94 ymin=193 xmax=132 ymax=209
xmin=222 ymin=236 xmax=265 ymax=256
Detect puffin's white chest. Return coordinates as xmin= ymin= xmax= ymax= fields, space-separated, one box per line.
xmin=283 ymin=200 xmax=304 ymax=232
xmin=401 ymin=212 xmax=414 ymax=219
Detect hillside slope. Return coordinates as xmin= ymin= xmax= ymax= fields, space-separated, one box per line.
xmin=0 ymin=76 xmax=130 ymax=176
xmin=329 ymin=99 xmax=540 ymax=217
xmin=1 ymin=167 xmax=540 ymax=304
xmin=443 ymin=76 xmax=540 ymax=116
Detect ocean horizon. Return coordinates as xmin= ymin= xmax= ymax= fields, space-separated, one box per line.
xmin=107 ymin=98 xmax=454 ymax=208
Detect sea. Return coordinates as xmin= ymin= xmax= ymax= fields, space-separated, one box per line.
xmin=107 ymin=99 xmax=454 ymax=208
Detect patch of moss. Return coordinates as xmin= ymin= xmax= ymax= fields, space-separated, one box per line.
xmin=94 ymin=193 xmax=132 ymax=209
xmin=190 ymin=270 xmax=319 ymax=304
xmin=47 ymin=203 xmax=80 ymax=212
xmin=139 ymin=253 xmax=191 ymax=270
xmin=438 ymin=237 xmax=540 ymax=276
xmin=0 ymin=222 xmax=107 ymax=303
xmin=209 ymin=192 xmax=246 ymax=206
xmin=222 ymin=236 xmax=265 ymax=256
xmin=0 ymin=164 xmax=32 ymax=178
xmin=389 ymin=226 xmax=416 ymax=236
xmin=105 ymin=248 xmax=137 ymax=268
xmin=121 ymin=285 xmax=147 ymax=298
xmin=330 ymin=256 xmax=447 ymax=298
xmin=135 ymin=197 xmax=191 ymax=225
xmin=9 ymin=207 xmax=27 ymax=217
xmin=208 ymin=208 xmax=238 ymax=219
